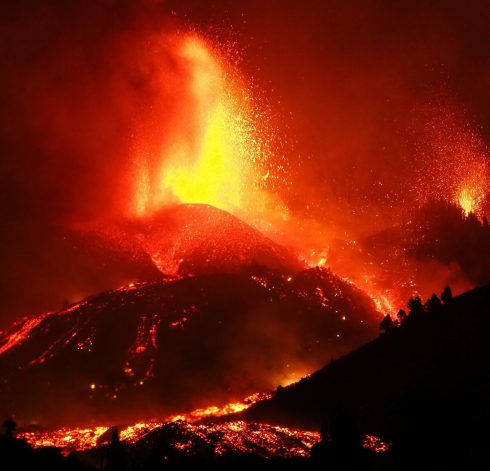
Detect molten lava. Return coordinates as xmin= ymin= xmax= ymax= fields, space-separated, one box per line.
xmin=18 ymin=393 xmax=270 ymax=452
xmin=18 ymin=394 xmax=390 ymax=456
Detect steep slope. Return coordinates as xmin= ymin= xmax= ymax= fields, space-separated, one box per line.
xmin=242 ymin=284 xmax=490 ymax=448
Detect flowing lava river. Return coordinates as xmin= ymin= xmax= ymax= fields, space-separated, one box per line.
xmin=17 ymin=395 xmax=389 ymax=457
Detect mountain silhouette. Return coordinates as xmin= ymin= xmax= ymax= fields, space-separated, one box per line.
xmin=242 ymin=283 xmax=490 ymax=467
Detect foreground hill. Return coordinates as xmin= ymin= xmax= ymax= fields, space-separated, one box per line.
xmin=243 ymin=284 xmax=490 ymax=464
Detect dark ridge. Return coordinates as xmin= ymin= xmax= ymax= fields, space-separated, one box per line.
xmin=242 ymin=283 xmax=490 ymax=463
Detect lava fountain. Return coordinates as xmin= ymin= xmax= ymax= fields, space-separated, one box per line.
xmin=131 ymin=33 xmax=288 ymax=230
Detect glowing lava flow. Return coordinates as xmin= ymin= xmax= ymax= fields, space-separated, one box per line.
xmin=17 ymin=393 xmax=270 ymax=451
xmin=0 ymin=315 xmax=49 ymax=356
xmin=0 ymin=301 xmax=86 ymax=356
xmin=303 ymin=251 xmax=397 ymax=316
xmin=167 ymin=392 xmax=271 ymax=423
xmin=18 ymin=422 xmax=389 ymax=456
xmin=132 ymin=33 xmax=287 ymax=228
xmin=18 ymin=398 xmax=390 ymax=456
xmin=16 ymin=386 xmax=391 ymax=455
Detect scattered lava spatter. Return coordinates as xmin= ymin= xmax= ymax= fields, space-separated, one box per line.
xmin=415 ymin=105 xmax=490 ymax=217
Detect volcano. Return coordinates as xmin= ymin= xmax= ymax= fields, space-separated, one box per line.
xmin=0 ymin=266 xmax=378 ymax=427
xmin=119 ymin=203 xmax=304 ymax=276
xmin=2 ymin=204 xmax=304 ymax=329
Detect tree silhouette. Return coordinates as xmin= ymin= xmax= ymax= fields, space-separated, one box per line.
xmin=425 ymin=293 xmax=442 ymax=313
xmin=397 ymin=309 xmax=407 ymax=326
xmin=326 ymin=407 xmax=367 ymax=468
xmin=2 ymin=419 xmax=16 ymax=439
xmin=380 ymin=314 xmax=394 ymax=332
xmin=441 ymin=285 xmax=453 ymax=304
xmin=407 ymin=296 xmax=424 ymax=320
xmin=106 ymin=428 xmax=128 ymax=471
xmin=310 ymin=425 xmax=329 ymax=462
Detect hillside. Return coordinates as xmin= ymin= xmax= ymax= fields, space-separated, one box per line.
xmin=243 ymin=284 xmax=490 ymax=465
xmin=0 ymin=267 xmax=378 ymax=427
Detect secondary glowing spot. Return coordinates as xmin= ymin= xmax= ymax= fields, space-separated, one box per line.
xmin=457 ymin=186 xmax=481 ymax=216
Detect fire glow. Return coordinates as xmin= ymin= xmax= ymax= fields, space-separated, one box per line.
xmin=1 ymin=18 xmax=488 ymax=465
xmin=108 ymin=31 xmax=490 ymax=321
xmin=456 ymin=183 xmax=484 ymax=217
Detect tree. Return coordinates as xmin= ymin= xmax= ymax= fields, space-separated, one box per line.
xmin=407 ymin=296 xmax=424 ymax=319
xmin=380 ymin=314 xmax=394 ymax=332
xmin=311 ymin=425 xmax=329 ymax=462
xmin=441 ymin=285 xmax=453 ymax=304
xmin=397 ymin=309 xmax=407 ymax=326
xmin=330 ymin=408 xmax=363 ymax=455
xmin=425 ymin=293 xmax=442 ymax=313
xmin=2 ymin=419 xmax=16 ymax=439
xmin=106 ymin=429 xmax=128 ymax=471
